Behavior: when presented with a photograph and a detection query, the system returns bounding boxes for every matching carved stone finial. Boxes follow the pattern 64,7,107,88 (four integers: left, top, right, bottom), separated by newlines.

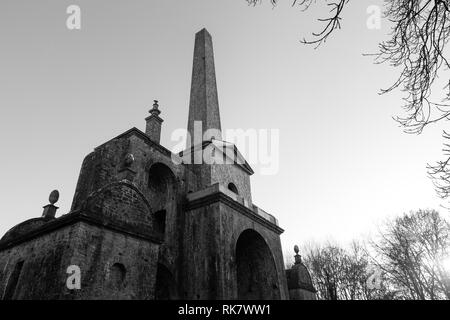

43,190,59,219
294,245,302,265
49,190,59,205
149,100,161,116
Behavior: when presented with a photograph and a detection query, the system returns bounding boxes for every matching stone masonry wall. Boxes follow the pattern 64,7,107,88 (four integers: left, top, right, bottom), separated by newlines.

182,199,288,300
0,221,160,300
70,130,187,297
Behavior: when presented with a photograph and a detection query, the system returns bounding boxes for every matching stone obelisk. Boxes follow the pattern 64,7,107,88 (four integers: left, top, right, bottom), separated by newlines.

186,28,222,147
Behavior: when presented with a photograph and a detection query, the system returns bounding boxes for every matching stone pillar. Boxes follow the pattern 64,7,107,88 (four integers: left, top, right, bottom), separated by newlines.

145,100,163,144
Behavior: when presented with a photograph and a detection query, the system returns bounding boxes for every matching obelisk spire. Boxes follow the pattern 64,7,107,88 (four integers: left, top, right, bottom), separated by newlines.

187,28,222,147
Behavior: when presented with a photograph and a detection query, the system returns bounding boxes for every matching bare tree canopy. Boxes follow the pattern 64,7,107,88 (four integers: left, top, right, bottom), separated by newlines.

302,241,387,300
371,209,450,299
300,210,450,300
247,0,450,133
247,0,349,46
377,0,450,135
428,131,450,205
247,0,450,206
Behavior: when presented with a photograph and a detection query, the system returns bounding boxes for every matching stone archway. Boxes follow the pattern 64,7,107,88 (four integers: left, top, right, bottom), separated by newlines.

235,229,281,300
148,163,177,211
147,163,177,237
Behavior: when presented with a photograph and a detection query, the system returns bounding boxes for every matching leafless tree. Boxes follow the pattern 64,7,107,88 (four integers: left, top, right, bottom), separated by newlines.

370,209,450,299
428,132,450,204
374,1,450,136
247,1,450,206
296,210,450,300
247,0,450,132
246,1,349,46
302,241,383,300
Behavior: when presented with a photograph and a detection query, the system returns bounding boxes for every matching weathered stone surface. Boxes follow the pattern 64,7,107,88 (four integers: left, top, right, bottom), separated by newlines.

145,100,164,144
187,28,222,145
285,250,317,300
145,115,163,144
0,224,77,300
182,192,288,299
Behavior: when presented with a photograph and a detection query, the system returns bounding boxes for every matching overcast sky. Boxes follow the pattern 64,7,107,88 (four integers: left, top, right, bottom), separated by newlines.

0,0,446,259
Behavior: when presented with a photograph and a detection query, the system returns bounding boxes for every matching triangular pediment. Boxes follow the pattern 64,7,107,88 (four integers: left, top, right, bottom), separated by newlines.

179,139,254,175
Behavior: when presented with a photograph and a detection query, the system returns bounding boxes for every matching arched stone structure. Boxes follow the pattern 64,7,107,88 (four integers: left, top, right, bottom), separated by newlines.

235,229,281,300
148,163,177,214
147,163,180,296
0,29,288,301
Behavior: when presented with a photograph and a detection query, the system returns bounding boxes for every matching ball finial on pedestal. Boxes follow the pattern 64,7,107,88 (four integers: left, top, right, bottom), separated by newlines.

294,245,302,265
43,190,60,219
49,190,60,205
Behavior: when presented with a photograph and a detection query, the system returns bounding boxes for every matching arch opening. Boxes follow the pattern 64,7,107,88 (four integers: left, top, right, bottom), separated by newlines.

148,163,177,236
228,183,238,195
148,163,176,206
3,260,24,300
235,229,280,300
110,263,126,289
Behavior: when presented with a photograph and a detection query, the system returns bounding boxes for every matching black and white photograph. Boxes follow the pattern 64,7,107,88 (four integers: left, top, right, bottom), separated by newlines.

1,0,450,314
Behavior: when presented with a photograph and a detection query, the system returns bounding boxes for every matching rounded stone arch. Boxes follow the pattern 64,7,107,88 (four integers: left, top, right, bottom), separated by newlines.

228,182,239,195
146,162,180,240
83,181,153,224
234,229,281,300
147,162,178,212
144,159,182,184
85,181,153,210
109,262,127,290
